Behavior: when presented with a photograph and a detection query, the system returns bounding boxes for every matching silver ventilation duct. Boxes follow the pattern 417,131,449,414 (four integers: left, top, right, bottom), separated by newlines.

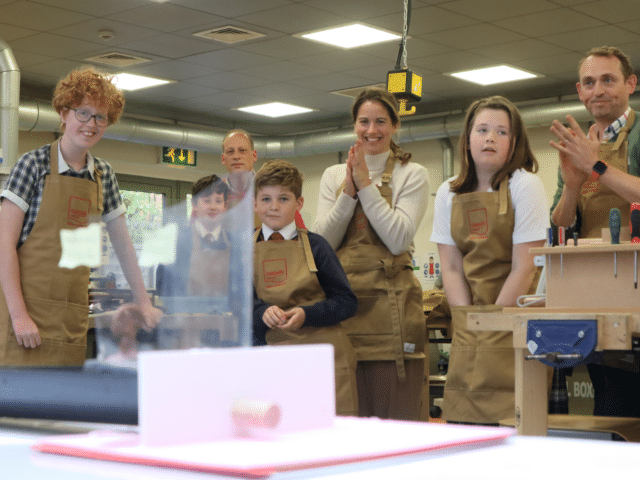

19,96,636,161
0,38,20,173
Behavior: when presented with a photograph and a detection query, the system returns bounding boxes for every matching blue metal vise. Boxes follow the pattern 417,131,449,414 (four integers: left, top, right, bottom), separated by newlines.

526,320,598,368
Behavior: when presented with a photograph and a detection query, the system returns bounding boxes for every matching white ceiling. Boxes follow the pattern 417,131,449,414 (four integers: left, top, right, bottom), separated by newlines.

2,0,640,136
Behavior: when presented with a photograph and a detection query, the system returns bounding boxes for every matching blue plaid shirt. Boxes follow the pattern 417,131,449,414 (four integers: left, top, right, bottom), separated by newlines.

1,144,125,247
603,107,631,142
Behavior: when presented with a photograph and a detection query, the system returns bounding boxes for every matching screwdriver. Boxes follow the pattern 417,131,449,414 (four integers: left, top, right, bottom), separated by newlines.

631,204,640,289
610,208,621,278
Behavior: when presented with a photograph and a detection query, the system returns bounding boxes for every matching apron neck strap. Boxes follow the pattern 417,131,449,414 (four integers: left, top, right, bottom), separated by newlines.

49,140,60,177
381,153,395,187
498,177,509,215
612,109,635,151
298,228,318,273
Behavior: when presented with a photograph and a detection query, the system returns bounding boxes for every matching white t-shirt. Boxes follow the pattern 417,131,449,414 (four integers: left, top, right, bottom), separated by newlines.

430,169,549,246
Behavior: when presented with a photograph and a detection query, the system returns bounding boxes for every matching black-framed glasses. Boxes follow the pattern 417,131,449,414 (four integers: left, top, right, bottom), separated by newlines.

69,108,109,127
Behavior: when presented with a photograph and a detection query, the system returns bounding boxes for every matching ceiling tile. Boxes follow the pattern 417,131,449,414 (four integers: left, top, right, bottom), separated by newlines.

66,46,165,68
128,82,223,101
171,19,285,43
342,64,427,83
512,52,585,77
300,0,404,21
235,4,349,35
571,0,640,24
288,72,374,91
548,0,598,5
619,18,640,35
418,73,487,96
493,8,605,37
124,95,182,109
0,23,38,41
301,93,353,111
121,34,217,60
185,71,271,91
358,37,454,61
439,0,559,22
235,61,329,82
182,48,278,70
12,49,57,69
196,91,263,109
33,0,148,16
421,23,526,50
50,18,160,46
236,36,334,60
128,60,222,82
25,58,92,80
368,6,479,35
0,0,92,31
540,25,640,53
470,39,571,63
411,50,495,74
105,3,226,34
169,0,292,18
614,39,640,66
293,50,389,72
236,82,320,101
9,33,104,58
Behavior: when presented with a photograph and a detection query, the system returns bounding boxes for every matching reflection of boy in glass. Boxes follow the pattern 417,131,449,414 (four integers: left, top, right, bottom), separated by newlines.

157,175,229,298
187,175,230,296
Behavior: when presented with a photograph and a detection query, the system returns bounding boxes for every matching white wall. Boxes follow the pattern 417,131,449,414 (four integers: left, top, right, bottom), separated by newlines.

17,124,564,290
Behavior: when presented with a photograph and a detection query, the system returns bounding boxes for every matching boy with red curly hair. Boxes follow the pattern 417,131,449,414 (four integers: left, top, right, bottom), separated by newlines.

0,67,160,365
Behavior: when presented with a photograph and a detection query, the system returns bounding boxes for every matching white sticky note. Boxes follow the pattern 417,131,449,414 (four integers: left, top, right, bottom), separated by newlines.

139,223,177,267
59,223,102,269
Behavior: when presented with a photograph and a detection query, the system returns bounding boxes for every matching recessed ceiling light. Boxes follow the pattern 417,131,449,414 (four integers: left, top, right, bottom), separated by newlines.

296,23,401,49
448,65,539,86
112,73,171,91
237,102,313,118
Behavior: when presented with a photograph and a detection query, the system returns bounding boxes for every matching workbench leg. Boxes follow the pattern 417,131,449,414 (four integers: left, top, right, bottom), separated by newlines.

514,347,548,436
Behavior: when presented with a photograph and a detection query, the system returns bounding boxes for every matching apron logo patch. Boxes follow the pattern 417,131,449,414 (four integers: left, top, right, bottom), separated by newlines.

581,180,600,195
355,212,368,231
263,258,287,287
67,196,91,227
467,208,488,236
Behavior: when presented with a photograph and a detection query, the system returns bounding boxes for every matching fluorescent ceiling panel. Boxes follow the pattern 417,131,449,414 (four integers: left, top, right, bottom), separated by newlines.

112,73,171,91
448,65,538,86
298,24,400,49
237,102,313,118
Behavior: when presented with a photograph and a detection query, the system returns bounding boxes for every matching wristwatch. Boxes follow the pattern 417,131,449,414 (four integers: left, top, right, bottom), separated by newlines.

591,160,608,181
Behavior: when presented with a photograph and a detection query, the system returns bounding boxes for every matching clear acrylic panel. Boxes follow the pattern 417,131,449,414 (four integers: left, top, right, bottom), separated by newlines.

90,173,253,367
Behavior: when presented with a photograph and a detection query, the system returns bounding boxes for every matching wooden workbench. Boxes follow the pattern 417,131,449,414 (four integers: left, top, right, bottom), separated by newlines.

468,241,640,436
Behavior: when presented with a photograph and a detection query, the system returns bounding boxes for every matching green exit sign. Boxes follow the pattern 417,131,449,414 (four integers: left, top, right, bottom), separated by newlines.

162,147,197,167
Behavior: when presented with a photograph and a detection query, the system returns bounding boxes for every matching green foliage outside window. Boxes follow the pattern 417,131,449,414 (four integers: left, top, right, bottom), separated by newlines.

120,190,164,245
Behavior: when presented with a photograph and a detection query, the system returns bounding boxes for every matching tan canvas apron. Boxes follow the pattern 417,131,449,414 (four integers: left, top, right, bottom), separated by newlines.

336,155,425,382
254,228,358,416
579,110,635,238
579,111,637,369
187,226,230,297
0,141,102,366
443,179,516,424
